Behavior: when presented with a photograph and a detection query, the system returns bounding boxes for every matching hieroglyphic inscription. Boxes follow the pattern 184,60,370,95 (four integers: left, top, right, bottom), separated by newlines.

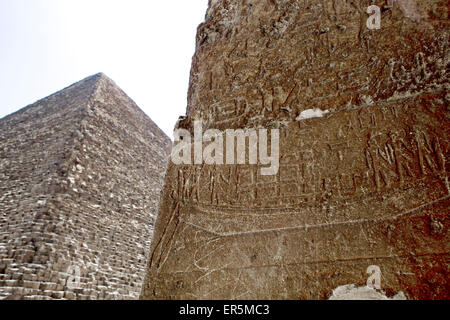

174,95,448,212
142,0,449,300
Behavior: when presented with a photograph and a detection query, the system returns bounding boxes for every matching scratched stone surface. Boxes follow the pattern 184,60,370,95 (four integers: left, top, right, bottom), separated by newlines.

0,73,171,300
141,0,449,300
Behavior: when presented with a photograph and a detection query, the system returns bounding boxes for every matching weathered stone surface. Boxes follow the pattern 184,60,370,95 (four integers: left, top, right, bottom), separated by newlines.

141,0,449,300
329,284,407,300
0,73,171,300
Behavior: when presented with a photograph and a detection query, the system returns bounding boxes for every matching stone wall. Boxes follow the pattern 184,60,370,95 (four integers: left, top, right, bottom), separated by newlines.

0,73,171,300
141,0,449,300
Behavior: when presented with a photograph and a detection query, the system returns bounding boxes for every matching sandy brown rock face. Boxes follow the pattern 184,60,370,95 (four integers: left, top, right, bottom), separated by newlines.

141,0,449,300
0,74,171,300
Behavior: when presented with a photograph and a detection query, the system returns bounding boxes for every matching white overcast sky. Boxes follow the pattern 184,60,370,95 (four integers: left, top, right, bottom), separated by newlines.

0,0,209,138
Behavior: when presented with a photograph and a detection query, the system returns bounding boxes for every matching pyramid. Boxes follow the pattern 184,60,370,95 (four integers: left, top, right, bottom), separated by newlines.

141,0,449,299
0,73,171,300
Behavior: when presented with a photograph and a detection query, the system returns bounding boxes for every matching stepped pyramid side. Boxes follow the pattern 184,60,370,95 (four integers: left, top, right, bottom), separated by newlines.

141,0,449,300
0,73,172,300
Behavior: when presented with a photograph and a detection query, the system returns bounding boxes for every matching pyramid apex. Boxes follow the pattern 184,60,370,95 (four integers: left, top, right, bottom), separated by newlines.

90,72,119,89
88,72,108,83
94,72,108,79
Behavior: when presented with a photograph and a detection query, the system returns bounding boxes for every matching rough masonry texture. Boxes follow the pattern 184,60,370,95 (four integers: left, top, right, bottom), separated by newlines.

142,0,449,299
0,73,171,300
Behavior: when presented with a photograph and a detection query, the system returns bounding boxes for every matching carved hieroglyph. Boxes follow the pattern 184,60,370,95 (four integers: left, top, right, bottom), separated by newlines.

141,0,449,300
